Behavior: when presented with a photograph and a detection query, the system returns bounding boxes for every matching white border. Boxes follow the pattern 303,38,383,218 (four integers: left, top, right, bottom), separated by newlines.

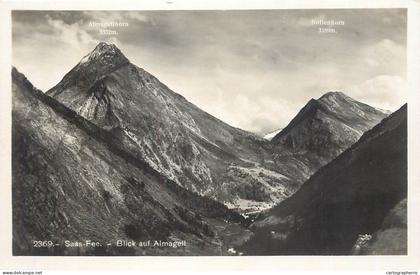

0,0,419,271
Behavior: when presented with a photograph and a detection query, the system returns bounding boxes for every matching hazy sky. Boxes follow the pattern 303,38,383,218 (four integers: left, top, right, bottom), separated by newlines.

12,10,407,135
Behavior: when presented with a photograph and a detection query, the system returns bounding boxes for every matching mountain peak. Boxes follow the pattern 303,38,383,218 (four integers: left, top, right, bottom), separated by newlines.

47,42,130,96
319,91,349,101
78,42,128,66
94,42,120,53
271,90,389,165
317,91,371,112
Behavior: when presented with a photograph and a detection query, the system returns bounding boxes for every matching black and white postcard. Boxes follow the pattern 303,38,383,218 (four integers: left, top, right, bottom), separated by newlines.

1,0,419,273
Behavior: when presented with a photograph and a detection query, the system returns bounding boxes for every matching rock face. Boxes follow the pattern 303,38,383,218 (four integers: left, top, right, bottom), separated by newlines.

243,105,407,255
12,67,252,256
44,42,388,213
271,92,389,169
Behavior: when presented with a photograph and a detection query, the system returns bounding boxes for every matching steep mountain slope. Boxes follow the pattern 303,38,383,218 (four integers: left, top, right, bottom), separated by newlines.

242,105,407,255
45,42,388,213
12,67,252,256
271,92,389,169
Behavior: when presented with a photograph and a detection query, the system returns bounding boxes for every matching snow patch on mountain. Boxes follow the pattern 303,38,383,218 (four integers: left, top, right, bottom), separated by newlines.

264,129,282,140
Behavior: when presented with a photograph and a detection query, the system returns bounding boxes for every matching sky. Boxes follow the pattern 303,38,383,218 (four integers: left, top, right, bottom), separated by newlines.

12,9,407,135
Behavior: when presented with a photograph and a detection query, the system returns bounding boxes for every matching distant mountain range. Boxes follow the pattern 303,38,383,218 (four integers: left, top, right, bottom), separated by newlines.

11,42,406,255
43,42,388,212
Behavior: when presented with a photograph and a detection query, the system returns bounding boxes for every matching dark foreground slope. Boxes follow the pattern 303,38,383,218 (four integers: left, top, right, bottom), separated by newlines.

243,105,407,255
361,198,407,254
12,67,251,256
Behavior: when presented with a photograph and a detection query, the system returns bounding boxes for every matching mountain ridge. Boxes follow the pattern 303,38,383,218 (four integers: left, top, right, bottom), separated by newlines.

271,90,389,169
42,42,388,213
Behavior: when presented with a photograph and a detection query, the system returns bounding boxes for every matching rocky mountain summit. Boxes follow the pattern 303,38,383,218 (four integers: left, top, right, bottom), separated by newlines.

271,91,389,169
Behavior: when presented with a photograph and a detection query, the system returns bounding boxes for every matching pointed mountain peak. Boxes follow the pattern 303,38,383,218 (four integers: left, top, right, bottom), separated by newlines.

317,91,375,112
318,91,351,101
317,91,389,116
47,42,130,96
78,42,129,67
320,91,346,97
271,90,389,147
93,42,121,55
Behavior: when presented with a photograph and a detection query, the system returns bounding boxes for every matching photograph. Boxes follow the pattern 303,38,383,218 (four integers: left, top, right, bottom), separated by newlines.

9,8,409,257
